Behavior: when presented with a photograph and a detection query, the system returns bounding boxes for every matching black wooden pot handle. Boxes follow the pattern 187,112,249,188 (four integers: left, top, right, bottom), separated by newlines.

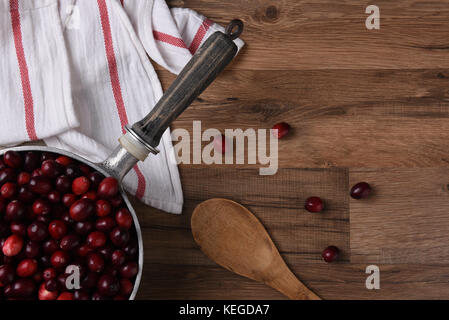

130,20,243,149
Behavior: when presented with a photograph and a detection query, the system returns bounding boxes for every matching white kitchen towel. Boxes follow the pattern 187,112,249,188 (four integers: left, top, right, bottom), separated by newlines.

0,0,243,214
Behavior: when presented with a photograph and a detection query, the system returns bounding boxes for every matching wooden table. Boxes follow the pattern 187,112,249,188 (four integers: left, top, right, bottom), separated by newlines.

132,0,449,299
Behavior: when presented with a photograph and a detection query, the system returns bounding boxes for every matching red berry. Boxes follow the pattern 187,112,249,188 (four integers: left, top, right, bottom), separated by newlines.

42,268,57,281
17,172,31,185
48,220,67,239
87,231,107,248
111,250,126,267
97,275,120,297
16,259,38,277
110,227,130,247
271,122,290,139
322,246,339,263
79,164,91,176
0,264,15,285
350,182,372,199
38,282,58,300
27,221,48,242
10,222,26,237
95,217,116,232
82,191,97,200
2,234,24,256
120,261,138,279
1,182,17,198
98,177,119,198
4,151,23,169
305,196,324,213
55,156,72,167
72,176,90,195
0,167,17,185
87,252,104,273
47,191,61,203
24,241,40,258
69,198,95,222
51,250,70,269
60,234,80,251
95,199,111,217
62,193,77,207
77,244,94,257
5,200,26,221
57,292,74,300
41,160,63,179
74,221,95,235
119,278,133,296
11,278,35,298
29,176,52,195
115,208,133,229
32,199,51,215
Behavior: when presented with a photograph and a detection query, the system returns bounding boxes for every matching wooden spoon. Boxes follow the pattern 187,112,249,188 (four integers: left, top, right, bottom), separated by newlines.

191,198,320,300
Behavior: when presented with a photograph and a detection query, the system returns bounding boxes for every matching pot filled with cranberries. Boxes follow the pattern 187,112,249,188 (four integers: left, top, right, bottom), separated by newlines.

0,20,243,300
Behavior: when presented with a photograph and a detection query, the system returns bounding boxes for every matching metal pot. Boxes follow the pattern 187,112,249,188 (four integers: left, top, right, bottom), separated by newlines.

0,20,243,299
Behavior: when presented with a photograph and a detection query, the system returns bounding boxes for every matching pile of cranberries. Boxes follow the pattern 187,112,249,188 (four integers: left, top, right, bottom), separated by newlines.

0,151,139,300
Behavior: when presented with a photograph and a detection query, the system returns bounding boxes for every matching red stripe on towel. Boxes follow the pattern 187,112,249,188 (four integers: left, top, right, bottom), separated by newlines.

10,0,38,141
188,18,212,54
97,0,146,199
153,30,188,49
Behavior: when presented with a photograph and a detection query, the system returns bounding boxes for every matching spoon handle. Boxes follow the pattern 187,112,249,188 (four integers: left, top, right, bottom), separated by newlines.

267,268,321,300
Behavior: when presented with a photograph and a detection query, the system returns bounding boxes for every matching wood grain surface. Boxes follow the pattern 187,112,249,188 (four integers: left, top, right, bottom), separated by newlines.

130,0,449,300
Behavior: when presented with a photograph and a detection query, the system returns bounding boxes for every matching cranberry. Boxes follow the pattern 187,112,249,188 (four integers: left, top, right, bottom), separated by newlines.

0,264,15,285
32,199,51,215
322,246,339,263
77,244,94,257
74,221,94,235
124,241,138,258
16,259,38,277
1,182,17,199
120,261,138,279
31,168,43,177
111,250,126,266
36,214,51,225
81,272,99,289
97,275,120,297
69,198,95,222
42,268,56,281
95,199,111,217
120,278,133,296
87,252,105,273
11,278,35,297
60,234,80,251
5,200,26,221
10,222,27,237
42,239,59,255
45,279,59,292
89,172,104,189
98,177,119,198
38,282,58,300
55,156,72,167
72,176,90,195
27,221,48,242
24,152,40,172
272,122,290,139
2,234,24,256
47,191,60,203
350,182,372,199
87,231,107,248
0,168,16,185
17,186,35,203
305,196,324,213
41,160,63,179
61,211,74,226
4,151,23,169
56,273,68,290
24,241,40,258
73,290,90,300
98,245,114,260
96,217,116,232
29,176,52,195
62,193,76,207
115,208,133,229
55,175,71,194
17,172,31,185
48,220,67,240
79,164,91,176
110,195,123,208
51,250,70,269
57,292,74,300
39,255,52,268
110,227,130,247
65,164,82,179
40,152,56,162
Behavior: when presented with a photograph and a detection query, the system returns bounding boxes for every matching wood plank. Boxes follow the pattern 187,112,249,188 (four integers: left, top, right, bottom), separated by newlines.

132,167,350,266
136,263,449,299
350,168,449,264
157,69,449,168
165,0,449,70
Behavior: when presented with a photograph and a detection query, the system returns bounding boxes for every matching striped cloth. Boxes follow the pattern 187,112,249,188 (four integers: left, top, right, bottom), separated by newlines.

0,0,244,214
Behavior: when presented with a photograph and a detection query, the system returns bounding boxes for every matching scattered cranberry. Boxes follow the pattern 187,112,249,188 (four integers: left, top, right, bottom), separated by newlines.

2,234,24,256
96,199,111,217
98,177,119,198
115,208,133,230
16,259,38,277
73,290,90,300
17,186,34,203
45,279,59,292
271,122,290,139
1,182,17,199
305,196,324,213
4,151,23,169
55,175,71,194
322,246,339,263
72,176,90,195
350,182,372,199
65,164,82,179
17,172,30,185
86,231,107,249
